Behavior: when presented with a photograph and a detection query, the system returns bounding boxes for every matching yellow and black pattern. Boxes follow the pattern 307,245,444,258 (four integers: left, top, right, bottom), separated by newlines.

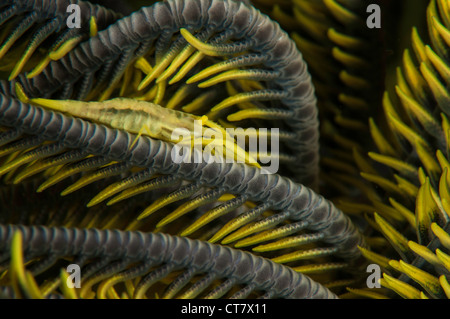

352,0,450,299
0,0,449,300
0,0,363,299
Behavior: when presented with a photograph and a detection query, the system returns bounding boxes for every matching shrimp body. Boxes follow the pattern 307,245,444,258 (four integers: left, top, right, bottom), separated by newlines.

15,83,258,166
16,83,199,140
35,97,201,142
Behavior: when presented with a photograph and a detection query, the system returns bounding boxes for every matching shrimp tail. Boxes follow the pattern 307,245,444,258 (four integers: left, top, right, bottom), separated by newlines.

201,115,261,168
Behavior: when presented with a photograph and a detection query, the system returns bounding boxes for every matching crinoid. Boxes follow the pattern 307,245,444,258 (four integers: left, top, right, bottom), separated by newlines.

0,0,365,299
351,0,450,299
0,0,449,300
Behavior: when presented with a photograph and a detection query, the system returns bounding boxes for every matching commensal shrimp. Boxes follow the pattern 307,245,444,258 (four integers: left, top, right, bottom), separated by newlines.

14,83,259,167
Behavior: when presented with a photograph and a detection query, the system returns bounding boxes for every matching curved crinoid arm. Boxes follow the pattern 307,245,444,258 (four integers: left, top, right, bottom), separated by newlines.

0,0,122,83
6,0,319,188
0,92,364,277
250,0,386,199
350,0,450,299
0,225,338,299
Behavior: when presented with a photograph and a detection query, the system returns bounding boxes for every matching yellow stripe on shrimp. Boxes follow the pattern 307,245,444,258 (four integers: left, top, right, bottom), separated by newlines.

15,83,259,168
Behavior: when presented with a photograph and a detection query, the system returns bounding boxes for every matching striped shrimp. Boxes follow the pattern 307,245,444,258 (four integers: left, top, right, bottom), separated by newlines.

15,83,260,167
